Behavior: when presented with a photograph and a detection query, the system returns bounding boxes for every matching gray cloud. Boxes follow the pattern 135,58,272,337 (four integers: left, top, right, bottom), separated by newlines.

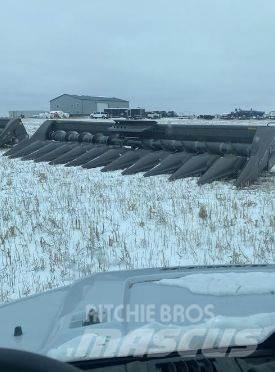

1,0,275,115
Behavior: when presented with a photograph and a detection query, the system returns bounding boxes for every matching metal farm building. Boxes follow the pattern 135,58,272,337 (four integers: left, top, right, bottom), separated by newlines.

50,94,129,116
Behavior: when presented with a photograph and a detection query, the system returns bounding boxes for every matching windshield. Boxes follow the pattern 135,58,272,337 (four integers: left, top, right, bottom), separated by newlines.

0,0,274,365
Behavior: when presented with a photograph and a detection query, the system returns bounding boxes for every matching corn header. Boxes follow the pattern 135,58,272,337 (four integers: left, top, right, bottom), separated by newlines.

4,119,275,187
0,118,28,147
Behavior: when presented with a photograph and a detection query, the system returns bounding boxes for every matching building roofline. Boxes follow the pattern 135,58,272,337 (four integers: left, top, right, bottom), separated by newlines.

50,94,129,103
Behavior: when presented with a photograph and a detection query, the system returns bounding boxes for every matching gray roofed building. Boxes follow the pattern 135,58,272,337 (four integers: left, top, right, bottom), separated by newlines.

50,94,129,116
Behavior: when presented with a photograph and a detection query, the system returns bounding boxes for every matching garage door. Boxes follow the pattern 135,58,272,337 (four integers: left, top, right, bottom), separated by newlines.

96,103,108,112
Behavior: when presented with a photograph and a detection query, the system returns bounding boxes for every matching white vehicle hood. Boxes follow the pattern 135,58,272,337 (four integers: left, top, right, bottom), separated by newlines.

0,265,275,362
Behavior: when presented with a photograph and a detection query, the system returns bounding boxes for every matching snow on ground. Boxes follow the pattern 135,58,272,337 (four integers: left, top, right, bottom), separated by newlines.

157,271,275,296
0,119,274,303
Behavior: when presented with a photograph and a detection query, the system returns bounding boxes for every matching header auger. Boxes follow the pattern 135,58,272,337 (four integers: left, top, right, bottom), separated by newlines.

4,119,275,187
0,118,28,148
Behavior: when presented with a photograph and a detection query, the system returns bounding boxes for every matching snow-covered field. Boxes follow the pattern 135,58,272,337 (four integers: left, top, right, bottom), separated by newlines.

0,119,274,303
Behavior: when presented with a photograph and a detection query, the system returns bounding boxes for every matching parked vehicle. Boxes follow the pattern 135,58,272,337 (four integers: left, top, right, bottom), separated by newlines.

220,113,234,120
197,114,216,120
266,111,275,120
147,112,161,119
104,108,129,118
50,111,70,119
90,112,108,119
0,265,275,371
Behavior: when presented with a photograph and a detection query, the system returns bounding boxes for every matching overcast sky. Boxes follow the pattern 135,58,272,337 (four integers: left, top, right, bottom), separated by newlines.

1,0,275,114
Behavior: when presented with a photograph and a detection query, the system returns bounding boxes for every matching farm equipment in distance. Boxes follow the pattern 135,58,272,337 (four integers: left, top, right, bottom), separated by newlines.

4,119,275,187
0,118,28,148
